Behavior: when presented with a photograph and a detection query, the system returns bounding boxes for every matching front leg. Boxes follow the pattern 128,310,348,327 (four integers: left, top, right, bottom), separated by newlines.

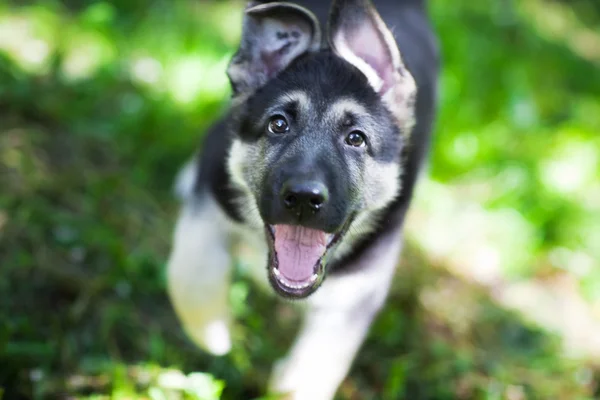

270,229,404,400
167,194,233,355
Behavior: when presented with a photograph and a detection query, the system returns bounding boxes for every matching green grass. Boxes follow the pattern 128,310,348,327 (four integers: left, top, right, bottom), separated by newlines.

1,0,599,399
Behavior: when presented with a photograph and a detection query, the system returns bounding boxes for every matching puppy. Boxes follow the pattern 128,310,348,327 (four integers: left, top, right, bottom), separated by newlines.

167,0,439,398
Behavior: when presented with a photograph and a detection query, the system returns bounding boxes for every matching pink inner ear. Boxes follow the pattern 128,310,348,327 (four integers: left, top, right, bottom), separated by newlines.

346,21,396,93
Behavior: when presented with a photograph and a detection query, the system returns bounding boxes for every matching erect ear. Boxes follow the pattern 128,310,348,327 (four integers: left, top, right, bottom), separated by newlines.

227,1,321,95
328,0,416,130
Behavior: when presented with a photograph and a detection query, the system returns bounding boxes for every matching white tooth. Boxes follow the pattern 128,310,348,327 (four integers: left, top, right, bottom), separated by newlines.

273,267,318,290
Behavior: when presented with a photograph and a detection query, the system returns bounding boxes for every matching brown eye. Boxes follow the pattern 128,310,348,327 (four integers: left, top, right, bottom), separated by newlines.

268,115,289,134
345,131,366,147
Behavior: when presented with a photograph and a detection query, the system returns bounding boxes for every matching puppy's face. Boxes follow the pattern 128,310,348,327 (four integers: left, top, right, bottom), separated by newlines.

227,0,416,298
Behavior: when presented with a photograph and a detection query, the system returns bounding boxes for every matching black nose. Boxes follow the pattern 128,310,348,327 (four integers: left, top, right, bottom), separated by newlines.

280,180,329,213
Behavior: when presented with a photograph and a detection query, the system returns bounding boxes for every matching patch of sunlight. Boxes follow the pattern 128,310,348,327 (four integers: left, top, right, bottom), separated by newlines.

165,55,230,104
407,178,536,284
409,178,600,360
498,276,600,359
157,370,224,400
549,247,595,278
496,164,529,191
130,56,164,86
166,56,204,103
0,12,55,73
525,0,571,38
570,30,600,63
420,277,480,337
441,164,529,205
210,1,244,46
450,132,479,162
520,0,600,65
581,182,600,215
509,96,539,129
68,364,224,400
205,56,232,96
62,30,116,81
580,219,600,261
539,139,598,195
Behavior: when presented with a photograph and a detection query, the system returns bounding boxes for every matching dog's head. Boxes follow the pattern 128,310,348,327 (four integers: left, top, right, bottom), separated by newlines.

227,0,417,298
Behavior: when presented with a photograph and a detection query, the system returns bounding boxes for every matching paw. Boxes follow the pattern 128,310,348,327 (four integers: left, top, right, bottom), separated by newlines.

268,357,335,400
167,273,233,356
184,317,232,356
268,357,296,399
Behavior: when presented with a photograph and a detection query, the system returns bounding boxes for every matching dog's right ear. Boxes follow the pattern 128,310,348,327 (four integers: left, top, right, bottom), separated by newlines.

227,2,321,95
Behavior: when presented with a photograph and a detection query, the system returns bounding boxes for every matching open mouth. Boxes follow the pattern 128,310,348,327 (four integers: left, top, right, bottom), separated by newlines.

266,223,349,299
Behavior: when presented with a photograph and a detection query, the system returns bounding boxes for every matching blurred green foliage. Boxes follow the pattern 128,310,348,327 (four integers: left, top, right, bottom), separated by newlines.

0,0,599,399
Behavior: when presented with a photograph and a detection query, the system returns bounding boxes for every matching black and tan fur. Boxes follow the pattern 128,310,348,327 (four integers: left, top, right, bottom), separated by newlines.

167,0,439,398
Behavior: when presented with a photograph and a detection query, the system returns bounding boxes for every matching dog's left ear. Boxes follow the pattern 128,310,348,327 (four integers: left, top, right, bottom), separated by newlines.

227,2,321,96
328,0,416,126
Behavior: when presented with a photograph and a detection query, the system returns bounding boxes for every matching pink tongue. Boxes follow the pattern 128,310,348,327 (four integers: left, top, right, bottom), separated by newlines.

273,225,329,282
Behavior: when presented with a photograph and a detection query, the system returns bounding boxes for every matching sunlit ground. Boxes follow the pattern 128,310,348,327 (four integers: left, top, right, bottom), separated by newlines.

1,0,599,399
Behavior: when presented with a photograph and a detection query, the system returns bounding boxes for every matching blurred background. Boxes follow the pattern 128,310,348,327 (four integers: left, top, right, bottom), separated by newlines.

1,0,599,399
